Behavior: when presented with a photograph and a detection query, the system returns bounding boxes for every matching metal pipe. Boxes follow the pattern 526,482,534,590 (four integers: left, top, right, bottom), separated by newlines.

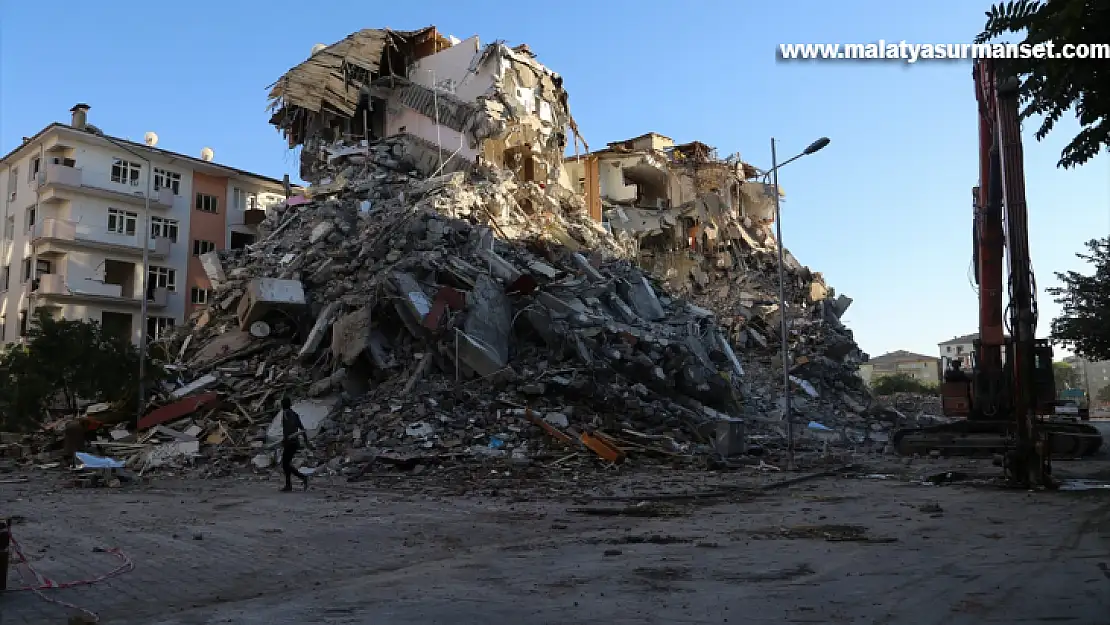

771,137,794,469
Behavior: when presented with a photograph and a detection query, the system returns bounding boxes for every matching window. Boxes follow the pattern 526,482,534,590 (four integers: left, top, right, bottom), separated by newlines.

111,158,142,186
147,316,175,341
18,311,26,337
153,168,181,195
29,157,40,183
24,206,35,232
195,193,218,213
23,258,51,281
107,208,138,236
4,216,13,240
150,216,179,242
192,239,216,256
233,188,258,211
945,346,952,353
0,315,5,341
8,166,17,199
0,265,8,291
148,266,176,292
191,287,212,305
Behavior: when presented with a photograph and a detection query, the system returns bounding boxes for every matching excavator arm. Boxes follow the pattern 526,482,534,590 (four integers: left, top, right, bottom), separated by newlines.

893,60,1102,482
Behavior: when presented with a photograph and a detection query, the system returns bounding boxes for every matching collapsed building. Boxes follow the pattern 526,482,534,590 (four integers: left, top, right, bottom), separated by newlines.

13,27,930,480
268,26,584,194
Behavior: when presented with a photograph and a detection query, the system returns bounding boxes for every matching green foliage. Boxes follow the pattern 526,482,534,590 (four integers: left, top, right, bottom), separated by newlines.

1048,238,1110,360
0,312,167,431
1053,361,1081,393
871,373,939,397
1097,385,1110,402
978,0,1110,168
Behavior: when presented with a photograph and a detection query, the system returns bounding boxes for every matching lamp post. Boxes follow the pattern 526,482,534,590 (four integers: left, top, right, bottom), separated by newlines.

766,136,830,469
93,131,152,426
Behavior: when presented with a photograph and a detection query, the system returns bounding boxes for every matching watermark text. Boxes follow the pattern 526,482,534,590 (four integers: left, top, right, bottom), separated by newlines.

779,41,1110,63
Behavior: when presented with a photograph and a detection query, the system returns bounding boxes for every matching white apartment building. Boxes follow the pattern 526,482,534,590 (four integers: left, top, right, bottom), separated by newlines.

0,105,292,346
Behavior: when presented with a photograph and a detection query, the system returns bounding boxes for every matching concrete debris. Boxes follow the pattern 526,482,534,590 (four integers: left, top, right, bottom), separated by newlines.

9,28,904,482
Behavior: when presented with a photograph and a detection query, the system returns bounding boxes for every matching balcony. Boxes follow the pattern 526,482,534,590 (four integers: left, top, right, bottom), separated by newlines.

36,163,175,210
33,218,171,260
29,273,168,309
243,208,267,226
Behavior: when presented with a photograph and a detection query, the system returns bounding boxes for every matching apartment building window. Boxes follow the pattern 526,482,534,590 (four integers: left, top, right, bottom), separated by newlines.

148,266,177,292
29,157,41,183
18,311,26,337
195,193,219,213
22,258,51,282
0,264,8,291
4,216,13,240
232,188,257,211
107,208,138,236
24,206,35,232
0,315,5,341
8,166,17,200
191,287,212,305
945,346,952,353
111,158,142,186
192,239,216,256
153,168,181,195
147,316,175,341
150,216,179,242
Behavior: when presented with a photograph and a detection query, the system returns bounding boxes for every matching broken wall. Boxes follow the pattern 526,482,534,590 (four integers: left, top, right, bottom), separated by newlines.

384,96,480,161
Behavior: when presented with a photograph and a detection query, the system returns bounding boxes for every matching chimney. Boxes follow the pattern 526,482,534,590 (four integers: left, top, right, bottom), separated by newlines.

70,103,90,130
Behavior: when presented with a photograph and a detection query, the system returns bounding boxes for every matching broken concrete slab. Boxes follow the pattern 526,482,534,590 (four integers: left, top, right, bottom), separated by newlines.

236,278,307,331
457,275,511,377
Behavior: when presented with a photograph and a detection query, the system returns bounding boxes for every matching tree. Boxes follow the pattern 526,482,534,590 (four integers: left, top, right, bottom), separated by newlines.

1053,361,1081,392
872,373,939,397
0,312,166,431
977,0,1110,168
1047,238,1110,360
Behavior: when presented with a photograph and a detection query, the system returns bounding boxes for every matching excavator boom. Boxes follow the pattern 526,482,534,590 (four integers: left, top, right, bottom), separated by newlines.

892,60,1103,482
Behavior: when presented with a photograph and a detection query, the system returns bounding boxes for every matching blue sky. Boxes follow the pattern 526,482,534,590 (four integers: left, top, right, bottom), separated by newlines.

1,0,1107,359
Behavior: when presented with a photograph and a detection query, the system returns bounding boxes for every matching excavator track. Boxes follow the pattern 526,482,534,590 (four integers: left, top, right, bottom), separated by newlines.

893,420,1103,458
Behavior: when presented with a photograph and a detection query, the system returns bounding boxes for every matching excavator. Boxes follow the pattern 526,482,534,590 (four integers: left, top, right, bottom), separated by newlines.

891,59,1103,487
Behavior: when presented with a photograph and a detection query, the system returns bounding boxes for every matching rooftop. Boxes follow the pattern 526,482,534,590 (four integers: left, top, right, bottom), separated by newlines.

0,122,292,189
937,332,1012,346
868,350,938,364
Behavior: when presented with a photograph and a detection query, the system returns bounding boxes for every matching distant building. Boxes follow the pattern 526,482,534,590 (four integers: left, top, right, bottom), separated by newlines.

1063,356,1110,404
859,350,941,387
937,332,1012,369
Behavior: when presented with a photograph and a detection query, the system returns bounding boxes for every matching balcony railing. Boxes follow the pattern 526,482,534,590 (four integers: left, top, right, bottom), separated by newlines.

36,163,175,209
29,273,168,308
33,217,171,259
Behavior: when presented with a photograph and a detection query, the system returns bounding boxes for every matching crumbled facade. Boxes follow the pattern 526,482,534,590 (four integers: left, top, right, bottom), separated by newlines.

267,26,584,192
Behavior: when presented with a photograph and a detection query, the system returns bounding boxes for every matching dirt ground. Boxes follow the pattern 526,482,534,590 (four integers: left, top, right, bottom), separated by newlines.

3,445,1110,624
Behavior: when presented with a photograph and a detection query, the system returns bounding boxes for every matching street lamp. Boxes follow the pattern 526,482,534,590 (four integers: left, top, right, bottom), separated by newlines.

93,130,152,427
766,136,830,470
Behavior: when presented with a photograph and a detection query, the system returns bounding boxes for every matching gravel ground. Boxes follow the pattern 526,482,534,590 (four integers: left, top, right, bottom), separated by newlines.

3,448,1110,625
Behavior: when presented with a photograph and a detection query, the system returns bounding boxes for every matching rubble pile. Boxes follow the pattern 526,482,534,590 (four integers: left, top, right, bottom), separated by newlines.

147,138,770,478
879,392,946,421
32,26,901,481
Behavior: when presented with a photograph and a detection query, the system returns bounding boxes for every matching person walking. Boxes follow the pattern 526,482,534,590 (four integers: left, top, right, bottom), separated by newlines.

279,397,312,492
